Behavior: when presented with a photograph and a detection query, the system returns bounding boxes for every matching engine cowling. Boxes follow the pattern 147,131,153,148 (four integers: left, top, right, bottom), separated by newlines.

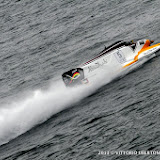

62,68,84,87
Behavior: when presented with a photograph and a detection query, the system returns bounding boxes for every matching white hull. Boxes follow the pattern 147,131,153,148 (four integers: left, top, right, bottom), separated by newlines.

62,39,160,87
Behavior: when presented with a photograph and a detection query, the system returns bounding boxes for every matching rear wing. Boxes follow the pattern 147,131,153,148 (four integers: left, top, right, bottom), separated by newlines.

62,68,84,87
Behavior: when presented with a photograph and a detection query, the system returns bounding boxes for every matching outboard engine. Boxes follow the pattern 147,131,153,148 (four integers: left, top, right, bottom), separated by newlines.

62,68,84,87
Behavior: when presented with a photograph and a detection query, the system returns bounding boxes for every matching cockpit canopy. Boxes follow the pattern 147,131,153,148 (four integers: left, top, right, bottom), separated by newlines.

102,40,135,53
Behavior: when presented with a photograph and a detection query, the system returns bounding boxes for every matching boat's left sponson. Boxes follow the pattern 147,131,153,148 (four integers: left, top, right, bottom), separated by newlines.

62,68,84,86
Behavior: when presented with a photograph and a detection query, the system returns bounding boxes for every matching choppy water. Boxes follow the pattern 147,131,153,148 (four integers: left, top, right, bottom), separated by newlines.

1,0,160,159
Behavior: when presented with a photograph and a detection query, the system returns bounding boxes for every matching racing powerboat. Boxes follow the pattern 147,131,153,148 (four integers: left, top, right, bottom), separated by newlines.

62,39,160,87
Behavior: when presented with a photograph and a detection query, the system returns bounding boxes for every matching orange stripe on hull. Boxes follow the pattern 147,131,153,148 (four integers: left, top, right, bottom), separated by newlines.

123,41,160,68
134,39,151,61
137,43,160,54
123,60,137,68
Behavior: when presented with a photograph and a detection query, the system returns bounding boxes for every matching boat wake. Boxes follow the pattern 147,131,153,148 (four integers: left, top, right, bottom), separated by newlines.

0,58,150,146
0,70,113,146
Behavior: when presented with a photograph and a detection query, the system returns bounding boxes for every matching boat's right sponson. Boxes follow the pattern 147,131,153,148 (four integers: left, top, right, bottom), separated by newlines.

62,68,84,87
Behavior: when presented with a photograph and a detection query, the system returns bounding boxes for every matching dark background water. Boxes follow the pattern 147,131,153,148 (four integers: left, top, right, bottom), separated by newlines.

1,0,160,159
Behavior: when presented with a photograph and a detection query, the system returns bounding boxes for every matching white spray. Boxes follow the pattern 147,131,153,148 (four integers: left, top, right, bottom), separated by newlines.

0,58,149,146
0,71,112,146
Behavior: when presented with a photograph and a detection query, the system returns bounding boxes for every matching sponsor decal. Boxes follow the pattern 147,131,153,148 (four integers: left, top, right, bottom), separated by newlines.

68,72,80,84
88,58,108,72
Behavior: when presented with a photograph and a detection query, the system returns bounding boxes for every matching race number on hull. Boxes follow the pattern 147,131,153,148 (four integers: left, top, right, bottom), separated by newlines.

114,50,126,63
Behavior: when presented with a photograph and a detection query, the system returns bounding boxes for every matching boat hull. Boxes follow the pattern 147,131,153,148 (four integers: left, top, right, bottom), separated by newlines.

62,39,160,87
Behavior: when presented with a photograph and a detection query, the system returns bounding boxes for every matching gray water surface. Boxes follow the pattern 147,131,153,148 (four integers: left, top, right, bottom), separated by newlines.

1,0,160,159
